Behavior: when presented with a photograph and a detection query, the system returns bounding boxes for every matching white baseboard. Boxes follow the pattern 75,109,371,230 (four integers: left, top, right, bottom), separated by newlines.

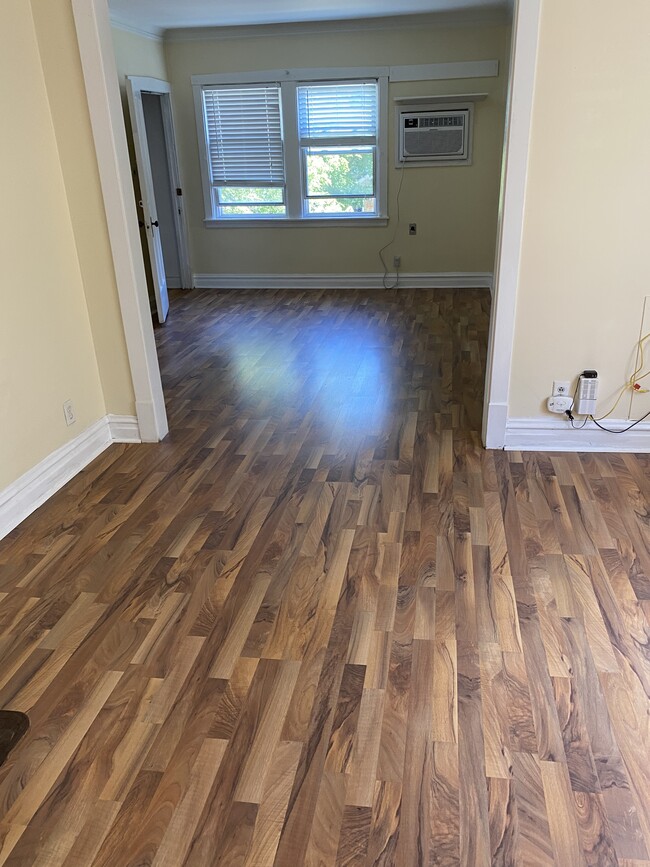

135,400,166,443
192,272,494,291
108,414,142,443
0,414,140,540
483,401,508,449
504,417,650,453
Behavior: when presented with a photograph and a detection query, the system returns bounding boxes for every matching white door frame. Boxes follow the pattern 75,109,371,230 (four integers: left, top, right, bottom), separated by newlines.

71,0,541,451
127,76,170,324
127,76,193,291
482,0,542,448
71,0,168,442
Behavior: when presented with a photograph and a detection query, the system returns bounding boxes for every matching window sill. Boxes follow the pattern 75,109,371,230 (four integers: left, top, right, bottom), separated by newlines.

203,216,388,228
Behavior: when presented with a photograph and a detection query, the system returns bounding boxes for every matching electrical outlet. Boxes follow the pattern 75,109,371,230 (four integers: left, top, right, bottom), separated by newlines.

408,223,417,235
393,255,401,269
553,380,571,396
63,400,76,426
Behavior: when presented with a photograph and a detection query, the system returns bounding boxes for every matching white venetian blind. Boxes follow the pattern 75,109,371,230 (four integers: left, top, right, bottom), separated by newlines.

202,85,285,186
297,82,378,141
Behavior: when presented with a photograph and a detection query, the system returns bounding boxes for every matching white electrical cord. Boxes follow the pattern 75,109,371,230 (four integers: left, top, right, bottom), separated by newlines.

378,162,406,290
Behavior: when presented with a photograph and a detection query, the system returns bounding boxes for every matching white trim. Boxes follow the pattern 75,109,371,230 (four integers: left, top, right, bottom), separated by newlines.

108,414,142,443
377,76,389,220
126,75,171,95
283,80,302,219
482,0,542,449
394,93,488,104
504,418,650,453
109,16,164,41
389,60,499,83
191,67,390,86
192,272,493,290
203,217,388,228
0,415,139,541
190,62,498,88
72,0,168,442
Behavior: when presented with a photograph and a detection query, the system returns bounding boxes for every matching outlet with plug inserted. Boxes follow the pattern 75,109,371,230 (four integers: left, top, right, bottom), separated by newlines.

547,395,573,413
576,370,598,414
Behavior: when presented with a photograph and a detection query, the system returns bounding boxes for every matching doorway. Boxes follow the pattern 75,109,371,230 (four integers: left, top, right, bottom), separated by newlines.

71,0,540,449
126,76,192,324
142,93,182,289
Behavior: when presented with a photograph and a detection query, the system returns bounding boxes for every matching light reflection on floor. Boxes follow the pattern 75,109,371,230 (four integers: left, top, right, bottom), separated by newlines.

208,307,391,441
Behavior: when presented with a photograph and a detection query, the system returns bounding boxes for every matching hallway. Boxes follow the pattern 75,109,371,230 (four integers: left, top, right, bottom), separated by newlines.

0,288,648,865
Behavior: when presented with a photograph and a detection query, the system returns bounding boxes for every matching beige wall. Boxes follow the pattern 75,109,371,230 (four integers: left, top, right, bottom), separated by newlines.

112,26,169,97
111,24,169,171
29,0,135,419
164,18,510,276
0,0,106,488
509,0,650,421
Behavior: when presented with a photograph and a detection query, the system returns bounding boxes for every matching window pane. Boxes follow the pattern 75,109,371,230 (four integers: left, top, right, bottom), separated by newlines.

306,197,376,215
219,204,286,216
218,186,284,205
202,86,285,186
304,148,375,198
298,83,378,139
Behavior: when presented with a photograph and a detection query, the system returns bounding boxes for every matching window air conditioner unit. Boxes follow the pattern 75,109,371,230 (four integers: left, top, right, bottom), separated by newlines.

398,108,471,165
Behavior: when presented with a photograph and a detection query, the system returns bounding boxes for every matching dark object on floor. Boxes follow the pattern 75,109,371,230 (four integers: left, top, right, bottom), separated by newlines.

0,711,29,766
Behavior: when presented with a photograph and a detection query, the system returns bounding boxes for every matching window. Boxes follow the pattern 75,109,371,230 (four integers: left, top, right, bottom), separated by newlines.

202,85,286,218
194,70,387,224
298,83,378,216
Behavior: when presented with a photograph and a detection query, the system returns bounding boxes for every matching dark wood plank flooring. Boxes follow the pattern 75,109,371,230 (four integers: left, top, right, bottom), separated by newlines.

0,287,649,866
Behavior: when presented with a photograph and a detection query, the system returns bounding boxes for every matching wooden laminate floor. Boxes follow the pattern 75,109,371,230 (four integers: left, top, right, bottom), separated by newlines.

0,288,649,866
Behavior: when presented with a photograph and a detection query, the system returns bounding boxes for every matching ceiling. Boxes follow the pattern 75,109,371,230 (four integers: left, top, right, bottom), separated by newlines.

109,0,510,37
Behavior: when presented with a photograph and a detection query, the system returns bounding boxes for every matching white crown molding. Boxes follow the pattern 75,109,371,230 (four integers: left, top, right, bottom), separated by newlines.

109,16,164,42
504,417,650,453
0,415,141,541
192,272,493,291
164,9,511,43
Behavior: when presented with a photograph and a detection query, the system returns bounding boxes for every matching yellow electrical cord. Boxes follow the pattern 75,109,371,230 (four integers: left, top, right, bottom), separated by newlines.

593,331,650,420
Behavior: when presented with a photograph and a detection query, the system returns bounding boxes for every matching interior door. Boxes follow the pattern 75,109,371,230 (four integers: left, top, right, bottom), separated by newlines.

126,79,169,324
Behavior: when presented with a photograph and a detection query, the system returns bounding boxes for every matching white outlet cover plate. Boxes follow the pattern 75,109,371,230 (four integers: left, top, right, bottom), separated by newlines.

63,400,76,426
552,380,571,396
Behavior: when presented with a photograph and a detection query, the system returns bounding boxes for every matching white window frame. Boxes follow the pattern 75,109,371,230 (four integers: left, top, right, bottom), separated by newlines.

200,83,287,220
298,80,379,217
192,67,389,227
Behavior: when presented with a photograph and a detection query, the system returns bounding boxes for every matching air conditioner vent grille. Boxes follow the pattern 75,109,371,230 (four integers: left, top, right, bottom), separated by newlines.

398,106,472,164
403,129,465,157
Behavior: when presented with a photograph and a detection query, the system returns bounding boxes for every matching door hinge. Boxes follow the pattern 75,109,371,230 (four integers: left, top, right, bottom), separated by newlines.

176,188,183,196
